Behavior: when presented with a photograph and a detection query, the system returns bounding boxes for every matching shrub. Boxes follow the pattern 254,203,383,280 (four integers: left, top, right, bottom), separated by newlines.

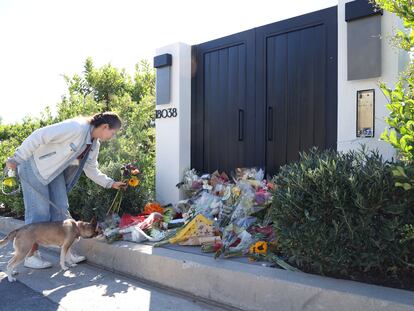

68,161,150,220
271,148,414,289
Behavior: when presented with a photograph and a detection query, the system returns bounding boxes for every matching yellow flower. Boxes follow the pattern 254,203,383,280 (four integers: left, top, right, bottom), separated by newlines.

128,177,140,187
249,241,268,254
2,177,16,188
231,186,241,197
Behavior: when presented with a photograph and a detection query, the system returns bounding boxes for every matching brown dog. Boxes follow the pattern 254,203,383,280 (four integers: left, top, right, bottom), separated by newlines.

0,218,98,282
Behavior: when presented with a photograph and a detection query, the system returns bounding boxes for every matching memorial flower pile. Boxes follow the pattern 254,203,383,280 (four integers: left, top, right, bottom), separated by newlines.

158,168,276,258
99,166,297,270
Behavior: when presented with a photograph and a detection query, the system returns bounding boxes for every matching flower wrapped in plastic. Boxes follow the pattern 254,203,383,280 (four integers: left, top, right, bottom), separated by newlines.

1,168,20,196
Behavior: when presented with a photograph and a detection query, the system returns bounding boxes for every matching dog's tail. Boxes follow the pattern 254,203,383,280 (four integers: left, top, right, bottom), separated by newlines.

0,229,18,249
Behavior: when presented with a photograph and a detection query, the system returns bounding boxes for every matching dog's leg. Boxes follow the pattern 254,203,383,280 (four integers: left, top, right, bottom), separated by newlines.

65,248,77,267
7,238,31,282
26,243,37,258
60,246,69,270
60,239,75,270
7,251,26,282
7,256,18,282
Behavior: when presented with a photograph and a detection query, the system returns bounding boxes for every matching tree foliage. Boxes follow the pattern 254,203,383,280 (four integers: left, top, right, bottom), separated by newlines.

371,1,414,190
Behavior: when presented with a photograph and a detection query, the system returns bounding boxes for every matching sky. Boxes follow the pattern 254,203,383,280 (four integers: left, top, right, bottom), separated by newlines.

0,0,338,124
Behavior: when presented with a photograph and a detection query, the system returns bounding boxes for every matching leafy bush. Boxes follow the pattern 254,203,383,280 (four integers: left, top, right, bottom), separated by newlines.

374,0,414,189
68,161,149,221
271,148,414,289
0,58,155,220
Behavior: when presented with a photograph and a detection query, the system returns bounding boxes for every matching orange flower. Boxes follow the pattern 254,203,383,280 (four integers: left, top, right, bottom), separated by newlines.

131,169,140,175
128,177,140,187
144,202,164,214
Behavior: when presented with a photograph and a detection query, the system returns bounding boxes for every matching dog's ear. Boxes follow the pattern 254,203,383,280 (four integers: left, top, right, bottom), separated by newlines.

90,216,97,226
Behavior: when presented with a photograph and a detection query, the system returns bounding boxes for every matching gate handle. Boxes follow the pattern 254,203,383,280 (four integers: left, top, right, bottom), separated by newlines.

267,107,273,141
238,109,244,141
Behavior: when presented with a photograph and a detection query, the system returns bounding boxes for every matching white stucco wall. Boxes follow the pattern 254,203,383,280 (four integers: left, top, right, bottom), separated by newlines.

155,43,191,205
337,0,408,160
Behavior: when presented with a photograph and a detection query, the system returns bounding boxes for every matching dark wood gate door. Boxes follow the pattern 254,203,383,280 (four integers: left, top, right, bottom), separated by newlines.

257,8,338,175
192,7,337,175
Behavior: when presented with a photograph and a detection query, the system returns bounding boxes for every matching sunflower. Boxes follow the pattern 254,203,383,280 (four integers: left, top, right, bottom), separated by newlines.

128,177,140,187
249,241,268,255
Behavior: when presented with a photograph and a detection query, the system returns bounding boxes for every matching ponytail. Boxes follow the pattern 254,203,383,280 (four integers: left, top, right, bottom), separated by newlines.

88,112,122,129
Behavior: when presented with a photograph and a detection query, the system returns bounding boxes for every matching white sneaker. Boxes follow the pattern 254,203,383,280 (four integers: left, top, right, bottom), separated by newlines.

24,251,52,269
69,251,86,264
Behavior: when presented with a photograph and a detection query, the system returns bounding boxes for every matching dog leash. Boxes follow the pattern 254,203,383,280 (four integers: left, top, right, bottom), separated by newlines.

20,174,73,220
2,167,72,220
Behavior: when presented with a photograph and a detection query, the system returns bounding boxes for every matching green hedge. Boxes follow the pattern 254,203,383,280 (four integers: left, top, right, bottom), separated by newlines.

271,148,414,289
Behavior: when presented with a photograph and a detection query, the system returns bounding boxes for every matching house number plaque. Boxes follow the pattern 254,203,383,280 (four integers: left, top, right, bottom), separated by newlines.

155,108,178,119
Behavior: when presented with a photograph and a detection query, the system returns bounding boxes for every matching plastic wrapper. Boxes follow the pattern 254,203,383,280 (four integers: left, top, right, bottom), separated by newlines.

201,239,223,253
233,167,264,182
234,216,257,230
192,192,219,219
228,230,255,253
99,214,121,242
119,213,145,229
120,225,165,243
177,169,203,197
218,204,234,227
229,186,255,223
179,236,220,246
159,214,215,246
175,200,191,215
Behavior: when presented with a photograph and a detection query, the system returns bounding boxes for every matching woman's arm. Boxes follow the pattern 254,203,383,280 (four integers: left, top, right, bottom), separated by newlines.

13,119,81,163
83,141,115,188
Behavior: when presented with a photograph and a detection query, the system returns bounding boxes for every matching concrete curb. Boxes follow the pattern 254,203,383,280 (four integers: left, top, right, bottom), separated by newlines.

1,216,413,311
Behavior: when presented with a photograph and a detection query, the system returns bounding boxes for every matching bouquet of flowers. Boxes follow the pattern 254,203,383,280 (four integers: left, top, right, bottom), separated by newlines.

1,168,20,196
107,163,140,215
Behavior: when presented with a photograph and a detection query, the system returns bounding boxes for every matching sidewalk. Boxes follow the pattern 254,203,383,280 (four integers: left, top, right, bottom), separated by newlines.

0,272,61,311
0,237,235,311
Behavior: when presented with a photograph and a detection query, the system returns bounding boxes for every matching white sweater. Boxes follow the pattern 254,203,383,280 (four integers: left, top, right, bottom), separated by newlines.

13,117,114,188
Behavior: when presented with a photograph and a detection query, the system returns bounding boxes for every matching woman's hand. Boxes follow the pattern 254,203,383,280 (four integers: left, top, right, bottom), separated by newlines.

112,181,127,190
6,158,17,170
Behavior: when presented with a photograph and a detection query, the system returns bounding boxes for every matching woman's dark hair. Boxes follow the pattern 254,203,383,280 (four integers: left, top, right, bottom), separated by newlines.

88,112,122,129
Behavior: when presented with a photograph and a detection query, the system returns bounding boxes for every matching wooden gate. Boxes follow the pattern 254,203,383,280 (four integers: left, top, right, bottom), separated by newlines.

191,7,337,175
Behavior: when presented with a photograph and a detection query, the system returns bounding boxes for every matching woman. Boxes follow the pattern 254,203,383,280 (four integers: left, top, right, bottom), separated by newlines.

5,112,126,269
